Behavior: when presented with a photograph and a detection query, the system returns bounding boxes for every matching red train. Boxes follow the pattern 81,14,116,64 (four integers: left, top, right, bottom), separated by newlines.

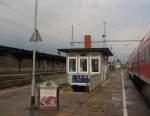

127,33,150,107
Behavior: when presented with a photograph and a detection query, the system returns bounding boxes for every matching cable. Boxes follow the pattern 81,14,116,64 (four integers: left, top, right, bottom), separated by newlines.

0,16,32,31
0,0,71,46
41,33,69,46
0,0,68,45
138,14,150,39
106,22,122,32
0,1,33,20
101,22,144,42
0,16,68,46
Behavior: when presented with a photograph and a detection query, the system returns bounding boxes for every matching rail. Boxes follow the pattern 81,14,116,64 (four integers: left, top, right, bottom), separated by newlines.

0,71,66,89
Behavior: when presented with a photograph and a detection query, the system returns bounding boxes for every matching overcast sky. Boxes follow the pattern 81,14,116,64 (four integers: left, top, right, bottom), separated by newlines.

0,0,150,62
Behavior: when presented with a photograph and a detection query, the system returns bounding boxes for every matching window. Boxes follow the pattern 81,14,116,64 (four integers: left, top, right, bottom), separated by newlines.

68,57,77,73
149,47,150,63
140,48,149,64
80,53,87,56
146,47,150,63
79,57,88,73
90,57,100,73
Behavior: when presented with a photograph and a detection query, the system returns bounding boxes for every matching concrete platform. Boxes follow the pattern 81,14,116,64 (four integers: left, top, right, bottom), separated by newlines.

0,70,149,116
124,72,150,116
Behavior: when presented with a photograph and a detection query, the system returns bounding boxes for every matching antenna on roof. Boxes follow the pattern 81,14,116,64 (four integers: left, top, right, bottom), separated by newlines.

70,25,74,48
102,21,106,47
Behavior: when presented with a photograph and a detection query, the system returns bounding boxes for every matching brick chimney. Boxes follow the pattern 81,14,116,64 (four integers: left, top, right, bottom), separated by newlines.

84,35,91,48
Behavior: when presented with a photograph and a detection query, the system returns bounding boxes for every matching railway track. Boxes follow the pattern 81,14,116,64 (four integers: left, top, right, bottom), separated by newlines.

0,71,66,89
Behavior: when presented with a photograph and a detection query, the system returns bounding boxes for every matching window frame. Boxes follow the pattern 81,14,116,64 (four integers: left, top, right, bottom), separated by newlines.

79,57,88,73
90,57,100,74
67,57,77,73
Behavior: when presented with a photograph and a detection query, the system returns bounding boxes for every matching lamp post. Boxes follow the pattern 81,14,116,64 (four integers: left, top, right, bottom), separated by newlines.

30,0,42,107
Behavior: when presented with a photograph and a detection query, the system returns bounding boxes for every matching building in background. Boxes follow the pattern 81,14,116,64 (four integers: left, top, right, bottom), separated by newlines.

0,45,66,73
58,35,113,92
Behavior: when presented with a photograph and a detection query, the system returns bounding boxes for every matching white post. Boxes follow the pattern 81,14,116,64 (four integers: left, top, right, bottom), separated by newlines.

31,0,38,107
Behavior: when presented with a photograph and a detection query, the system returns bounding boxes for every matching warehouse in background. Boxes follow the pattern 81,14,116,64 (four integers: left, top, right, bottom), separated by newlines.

58,35,113,92
0,45,66,73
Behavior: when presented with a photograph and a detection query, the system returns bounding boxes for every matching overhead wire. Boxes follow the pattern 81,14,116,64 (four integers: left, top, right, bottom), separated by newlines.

99,22,138,60
0,16,68,47
0,16,32,31
104,22,144,43
0,0,69,48
0,0,33,20
137,13,150,40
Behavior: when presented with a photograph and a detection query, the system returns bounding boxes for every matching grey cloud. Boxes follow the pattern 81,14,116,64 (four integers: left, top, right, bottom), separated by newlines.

0,0,150,61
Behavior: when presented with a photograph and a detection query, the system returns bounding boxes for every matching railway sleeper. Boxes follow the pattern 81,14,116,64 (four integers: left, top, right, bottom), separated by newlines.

0,77,41,89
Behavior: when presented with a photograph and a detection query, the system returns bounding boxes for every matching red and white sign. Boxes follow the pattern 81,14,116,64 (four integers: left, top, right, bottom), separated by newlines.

40,88,57,107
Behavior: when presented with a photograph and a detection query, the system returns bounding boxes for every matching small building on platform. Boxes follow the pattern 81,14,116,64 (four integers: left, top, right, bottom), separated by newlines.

58,35,113,92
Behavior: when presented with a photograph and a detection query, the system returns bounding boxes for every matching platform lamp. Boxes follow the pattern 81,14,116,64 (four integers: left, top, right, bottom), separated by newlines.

30,0,42,107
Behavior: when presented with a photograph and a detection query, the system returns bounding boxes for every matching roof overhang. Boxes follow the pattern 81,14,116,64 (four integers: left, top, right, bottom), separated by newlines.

0,45,65,61
58,48,113,56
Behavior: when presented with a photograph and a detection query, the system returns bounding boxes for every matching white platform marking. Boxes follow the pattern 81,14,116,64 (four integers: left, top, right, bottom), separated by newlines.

122,70,128,116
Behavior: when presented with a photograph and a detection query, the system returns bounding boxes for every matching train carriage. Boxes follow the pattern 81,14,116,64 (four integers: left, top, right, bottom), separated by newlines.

127,33,150,107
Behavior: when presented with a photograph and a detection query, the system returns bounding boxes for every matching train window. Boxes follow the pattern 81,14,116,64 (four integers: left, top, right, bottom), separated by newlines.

90,57,100,73
147,48,149,63
79,57,88,73
68,57,77,73
141,49,148,64
149,48,150,63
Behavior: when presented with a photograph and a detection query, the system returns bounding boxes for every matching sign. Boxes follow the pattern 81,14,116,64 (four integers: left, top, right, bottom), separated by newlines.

39,88,57,107
30,29,42,42
72,75,89,83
